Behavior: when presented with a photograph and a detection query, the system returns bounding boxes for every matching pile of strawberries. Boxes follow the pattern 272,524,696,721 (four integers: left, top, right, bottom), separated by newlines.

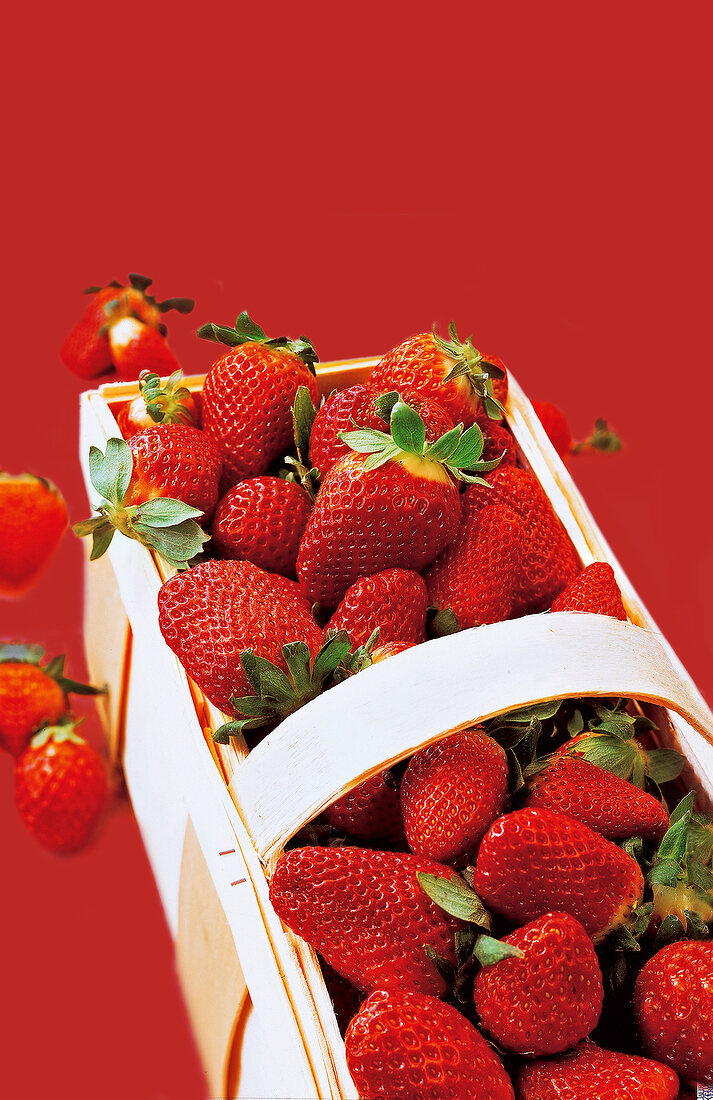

76,302,712,1097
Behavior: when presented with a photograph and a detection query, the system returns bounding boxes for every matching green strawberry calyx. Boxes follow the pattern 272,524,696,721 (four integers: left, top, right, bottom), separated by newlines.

73,438,209,570
84,272,195,318
137,370,198,427
29,717,88,751
572,417,623,455
331,627,382,682
339,395,503,486
196,310,318,372
0,644,105,697
213,630,353,743
433,322,505,421
279,386,322,501
646,791,713,944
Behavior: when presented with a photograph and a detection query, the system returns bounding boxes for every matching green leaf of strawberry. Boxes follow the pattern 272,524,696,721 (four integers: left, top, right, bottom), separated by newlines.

197,310,318,369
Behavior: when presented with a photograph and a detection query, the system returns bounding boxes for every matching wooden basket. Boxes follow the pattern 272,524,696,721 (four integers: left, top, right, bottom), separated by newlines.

79,359,713,1100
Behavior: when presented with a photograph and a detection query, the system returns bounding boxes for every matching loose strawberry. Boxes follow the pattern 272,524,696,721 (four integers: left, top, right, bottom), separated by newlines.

61,273,193,379
0,644,103,757
157,559,325,717
369,323,508,426
634,939,713,1084
74,437,214,569
0,473,68,598
210,476,312,578
401,729,509,864
345,989,515,1099
474,911,603,1055
473,807,645,943
108,317,181,381
116,370,201,437
531,399,621,460
464,465,581,613
309,384,454,476
551,561,627,619
297,397,499,607
324,770,407,847
198,311,320,489
327,568,428,648
524,753,669,840
269,846,465,996
517,1041,679,1099
424,502,526,628
15,720,107,853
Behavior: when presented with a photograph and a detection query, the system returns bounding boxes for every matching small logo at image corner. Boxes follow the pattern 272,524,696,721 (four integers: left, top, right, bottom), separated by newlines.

698,1087,713,1099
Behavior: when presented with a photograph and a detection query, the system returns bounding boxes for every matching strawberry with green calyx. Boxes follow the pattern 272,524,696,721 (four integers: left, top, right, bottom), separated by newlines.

73,437,210,569
551,561,628,619
212,630,353,743
297,398,501,607
15,718,107,853
531,399,622,460
517,1041,679,1100
0,644,104,757
199,311,320,488
117,370,201,437
61,273,194,379
0,472,69,598
645,791,713,944
369,323,508,427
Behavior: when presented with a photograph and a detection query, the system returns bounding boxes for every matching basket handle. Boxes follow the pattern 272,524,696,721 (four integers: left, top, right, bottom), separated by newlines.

229,613,713,863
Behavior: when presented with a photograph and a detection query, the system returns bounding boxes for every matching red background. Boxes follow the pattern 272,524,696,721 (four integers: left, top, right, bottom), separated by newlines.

1,9,711,1099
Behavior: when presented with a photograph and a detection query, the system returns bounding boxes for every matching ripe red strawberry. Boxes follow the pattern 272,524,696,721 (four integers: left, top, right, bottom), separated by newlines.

309,383,453,475
268,846,465,996
473,807,644,942
126,424,223,520
211,476,312,578
401,729,509,864
474,911,603,1056
531,399,621,460
15,721,107,853
324,770,406,846
424,503,526,628
158,559,324,715
551,561,627,619
464,465,581,613
117,370,201,438
108,316,181,380
517,1041,679,1099
61,273,193,379
370,640,414,663
345,989,515,1100
476,414,519,468
524,753,669,840
0,645,102,757
327,568,428,647
634,940,713,1084
297,398,497,607
369,324,508,426
198,311,320,489
0,473,68,598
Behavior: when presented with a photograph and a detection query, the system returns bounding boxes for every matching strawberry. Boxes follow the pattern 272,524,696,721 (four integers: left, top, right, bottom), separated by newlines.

157,559,324,716
327,568,428,648
345,989,515,1099
424,503,526,628
634,939,713,1084
0,473,68,597
464,465,581,613
401,729,509,865
74,436,214,569
324,770,406,847
473,911,603,1055
472,807,645,942
210,476,312,578
309,383,453,476
369,323,508,426
476,414,519,468
108,316,181,381
15,720,107,853
117,370,201,437
370,640,415,663
531,399,621,460
644,792,713,941
517,1041,679,1099
297,397,499,607
0,644,103,757
268,846,465,996
524,754,669,840
61,273,193,379
198,311,320,489
551,561,627,619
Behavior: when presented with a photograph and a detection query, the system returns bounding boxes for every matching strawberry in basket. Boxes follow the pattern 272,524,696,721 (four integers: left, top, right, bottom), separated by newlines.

210,476,313,579
117,370,201,437
517,1041,679,1099
327,568,429,647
